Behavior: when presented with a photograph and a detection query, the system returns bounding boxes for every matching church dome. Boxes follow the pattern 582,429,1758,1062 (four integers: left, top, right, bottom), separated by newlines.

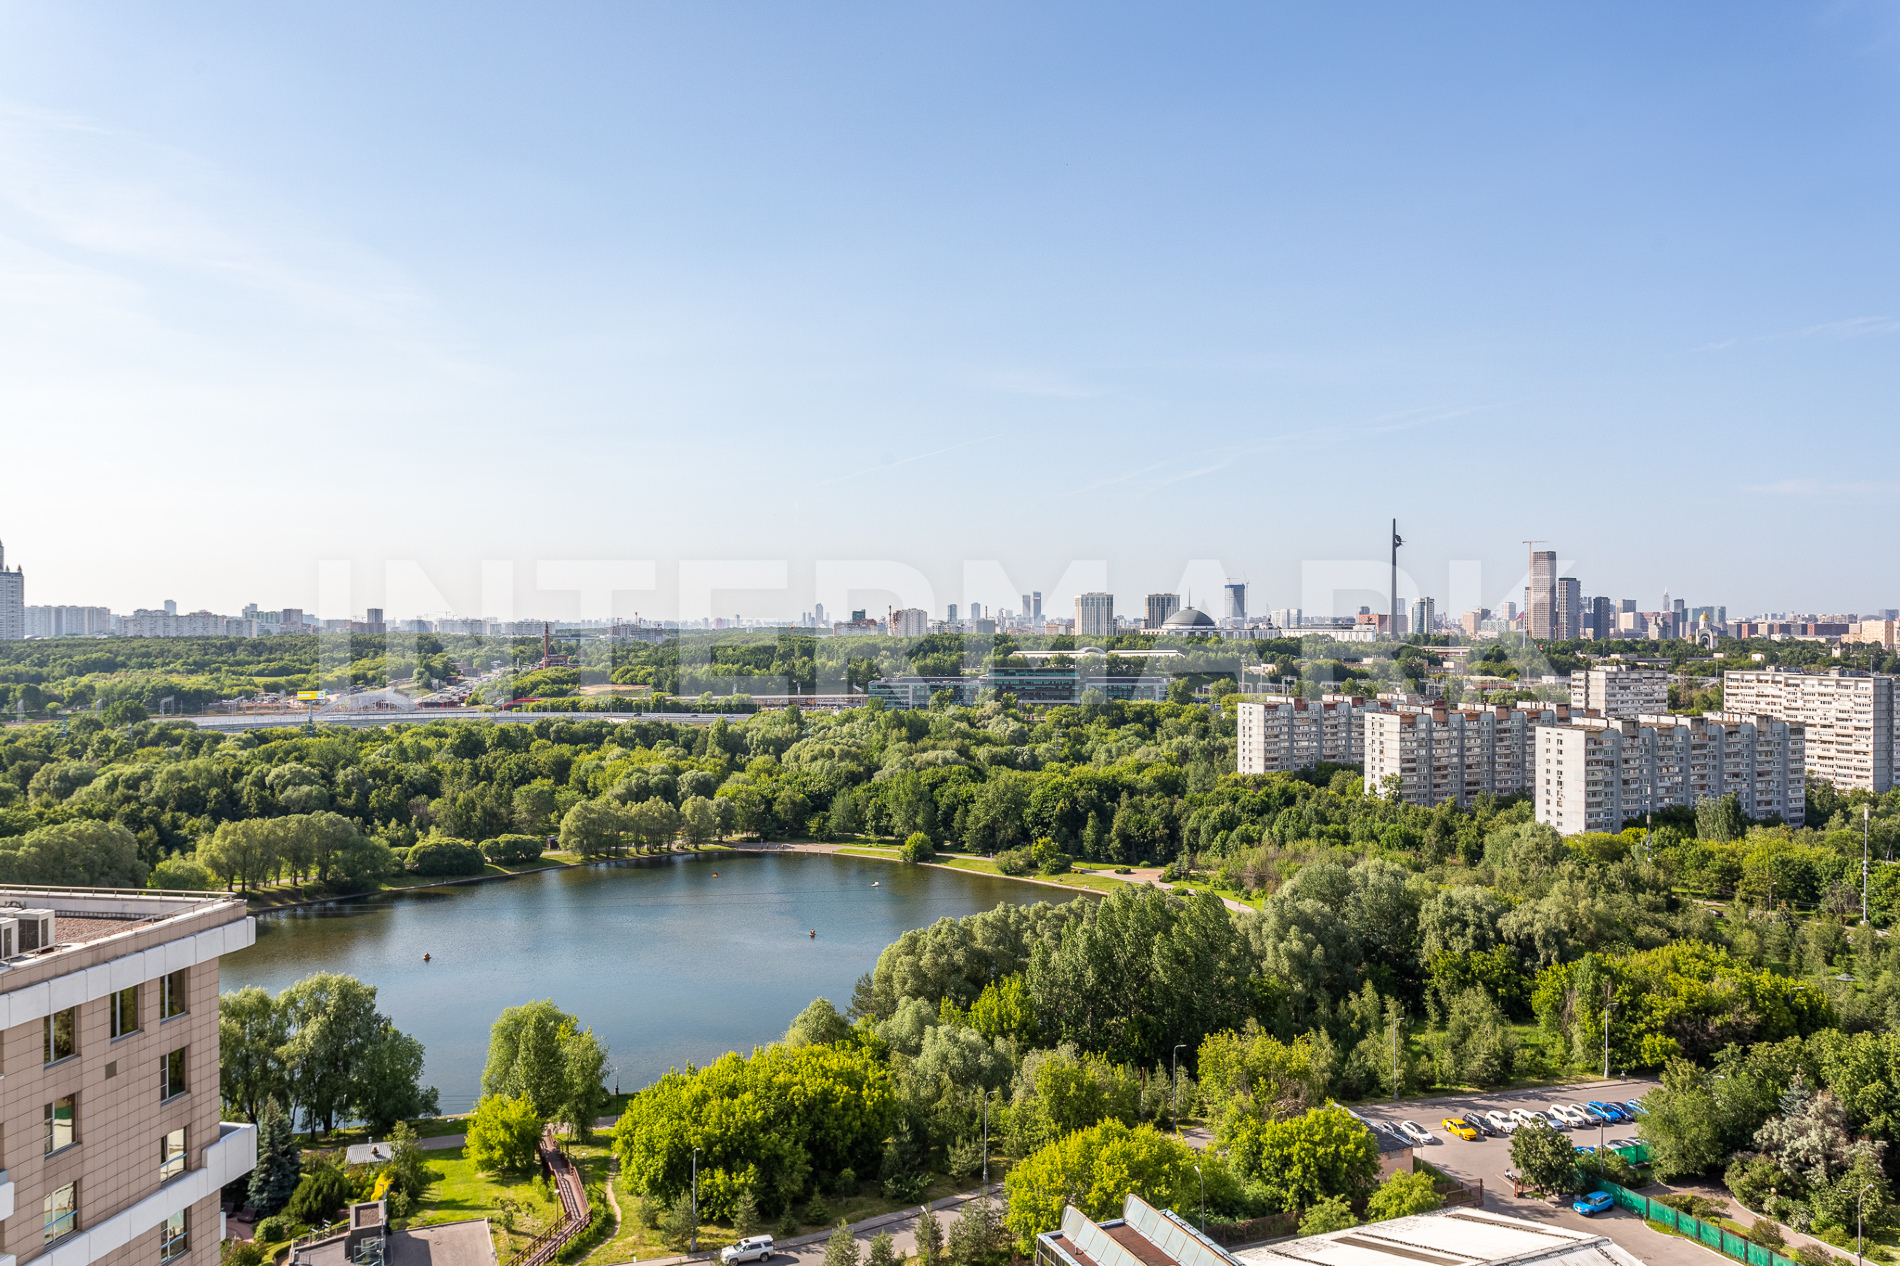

1161,606,1216,628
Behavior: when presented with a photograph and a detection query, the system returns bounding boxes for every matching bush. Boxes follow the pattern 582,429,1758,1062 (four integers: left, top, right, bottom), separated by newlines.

223,1241,267,1266
1750,1221,1786,1249
286,1164,352,1227
253,1214,306,1244
995,848,1033,876
901,833,936,863
1159,858,1190,882
1299,1195,1359,1235
151,853,216,890
467,1094,545,1175
407,838,487,876
1365,1170,1443,1222
483,835,545,864
1797,1248,1842,1266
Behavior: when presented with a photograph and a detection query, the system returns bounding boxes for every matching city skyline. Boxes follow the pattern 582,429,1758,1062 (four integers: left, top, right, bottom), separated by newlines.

3,5,1898,612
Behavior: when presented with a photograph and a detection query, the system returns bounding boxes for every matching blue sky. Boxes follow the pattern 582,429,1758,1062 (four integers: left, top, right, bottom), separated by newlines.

2,3,1897,622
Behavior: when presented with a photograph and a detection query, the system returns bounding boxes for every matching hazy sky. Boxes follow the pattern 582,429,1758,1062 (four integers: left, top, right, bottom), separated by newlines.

2,3,1897,622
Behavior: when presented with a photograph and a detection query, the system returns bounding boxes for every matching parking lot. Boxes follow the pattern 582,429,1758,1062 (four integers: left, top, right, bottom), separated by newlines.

1354,1076,1716,1266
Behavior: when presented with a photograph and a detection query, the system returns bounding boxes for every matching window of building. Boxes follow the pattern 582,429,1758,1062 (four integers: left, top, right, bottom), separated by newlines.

43,1007,77,1064
43,1095,75,1154
43,1183,76,1243
159,1209,187,1260
161,969,188,1020
160,1127,187,1181
161,1048,187,1101
110,985,140,1039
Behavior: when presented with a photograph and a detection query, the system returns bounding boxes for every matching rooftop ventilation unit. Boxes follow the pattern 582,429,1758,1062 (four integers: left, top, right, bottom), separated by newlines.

13,910,55,953
0,917,16,960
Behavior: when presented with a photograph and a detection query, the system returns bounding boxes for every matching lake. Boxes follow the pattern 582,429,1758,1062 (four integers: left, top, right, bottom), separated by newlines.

219,850,1082,1112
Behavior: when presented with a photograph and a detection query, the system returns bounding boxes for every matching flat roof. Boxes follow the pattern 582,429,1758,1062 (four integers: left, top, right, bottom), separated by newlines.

1236,1209,1642,1266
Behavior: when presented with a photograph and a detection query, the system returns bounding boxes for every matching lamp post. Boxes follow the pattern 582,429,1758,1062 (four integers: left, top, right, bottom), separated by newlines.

1193,1164,1205,1232
982,1088,994,1191
690,1147,701,1253
1603,983,1614,1080
1172,1044,1186,1135
1859,1183,1877,1266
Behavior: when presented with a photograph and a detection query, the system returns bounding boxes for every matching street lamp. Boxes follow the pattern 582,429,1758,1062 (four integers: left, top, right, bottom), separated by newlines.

691,1147,702,1253
1193,1165,1205,1232
1172,1045,1187,1135
1859,1183,1877,1266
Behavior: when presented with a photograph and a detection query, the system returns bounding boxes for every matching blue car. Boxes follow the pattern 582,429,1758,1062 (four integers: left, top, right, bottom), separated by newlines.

1573,1192,1614,1217
1625,1100,1649,1117
1588,1100,1630,1123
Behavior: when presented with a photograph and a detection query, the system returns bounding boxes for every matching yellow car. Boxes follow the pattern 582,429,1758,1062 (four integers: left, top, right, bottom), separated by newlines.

1441,1117,1482,1141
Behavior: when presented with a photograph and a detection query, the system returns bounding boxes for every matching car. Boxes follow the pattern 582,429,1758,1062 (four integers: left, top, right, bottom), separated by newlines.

1573,1192,1615,1217
723,1237,775,1264
1468,1113,1504,1137
1587,1101,1631,1123
1625,1100,1649,1117
1484,1110,1518,1135
1396,1120,1436,1145
1510,1108,1547,1129
1442,1117,1482,1141
1551,1104,1589,1128
1574,1103,1611,1124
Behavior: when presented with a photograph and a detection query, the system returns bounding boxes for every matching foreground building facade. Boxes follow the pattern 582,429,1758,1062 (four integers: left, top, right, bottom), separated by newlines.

0,888,256,1266
1723,668,1894,793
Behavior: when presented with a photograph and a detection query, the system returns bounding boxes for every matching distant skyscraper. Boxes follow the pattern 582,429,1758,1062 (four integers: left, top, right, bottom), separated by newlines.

0,541,23,641
1032,591,1043,619
1556,577,1582,640
1145,593,1180,629
1075,592,1115,638
947,604,958,622
1223,582,1246,622
1528,550,1557,640
1590,596,1614,639
1411,597,1435,637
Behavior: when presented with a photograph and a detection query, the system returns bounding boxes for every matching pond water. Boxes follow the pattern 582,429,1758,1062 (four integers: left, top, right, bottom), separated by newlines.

219,851,1081,1112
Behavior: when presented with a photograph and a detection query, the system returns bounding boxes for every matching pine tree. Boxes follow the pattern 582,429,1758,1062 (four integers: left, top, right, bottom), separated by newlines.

248,1102,303,1216
916,1207,944,1266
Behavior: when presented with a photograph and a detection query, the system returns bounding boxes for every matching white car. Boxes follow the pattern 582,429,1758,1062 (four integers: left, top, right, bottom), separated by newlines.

1484,1110,1518,1135
723,1237,775,1264
1396,1120,1436,1145
1550,1104,1590,1128
1512,1108,1554,1130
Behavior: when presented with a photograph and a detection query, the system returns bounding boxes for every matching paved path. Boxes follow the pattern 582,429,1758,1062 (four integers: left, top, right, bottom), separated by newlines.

609,1185,1002,1266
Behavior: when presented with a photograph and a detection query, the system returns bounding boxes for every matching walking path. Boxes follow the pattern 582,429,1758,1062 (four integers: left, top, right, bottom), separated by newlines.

610,1184,1002,1266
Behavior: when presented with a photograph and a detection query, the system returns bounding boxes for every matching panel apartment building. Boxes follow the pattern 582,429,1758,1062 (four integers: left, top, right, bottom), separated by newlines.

1722,668,1894,793
1363,703,1573,807
1534,713,1805,835
0,888,256,1266
1569,666,1669,719
1236,696,1385,773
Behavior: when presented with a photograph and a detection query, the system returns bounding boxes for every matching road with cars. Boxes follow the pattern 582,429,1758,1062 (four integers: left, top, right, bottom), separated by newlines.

1356,1076,1720,1266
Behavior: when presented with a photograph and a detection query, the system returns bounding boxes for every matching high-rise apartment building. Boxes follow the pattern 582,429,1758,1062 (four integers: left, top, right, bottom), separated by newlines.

1556,578,1582,640
1722,668,1895,792
1588,596,1614,640
1363,702,1571,807
0,542,23,642
0,886,258,1266
1569,666,1669,718
1410,598,1435,637
1535,713,1805,835
1074,593,1114,638
24,608,113,639
888,608,930,637
1528,550,1557,641
1222,583,1246,622
1236,695,1391,772
1145,594,1180,629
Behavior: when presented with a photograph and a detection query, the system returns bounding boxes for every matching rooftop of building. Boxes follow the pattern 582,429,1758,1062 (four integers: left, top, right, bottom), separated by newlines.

293,1219,498,1266
0,885,246,988
1235,1208,1642,1266
1161,606,1217,628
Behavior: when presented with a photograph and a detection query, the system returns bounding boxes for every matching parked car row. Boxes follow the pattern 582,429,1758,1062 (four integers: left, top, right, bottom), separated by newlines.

1356,1097,1647,1148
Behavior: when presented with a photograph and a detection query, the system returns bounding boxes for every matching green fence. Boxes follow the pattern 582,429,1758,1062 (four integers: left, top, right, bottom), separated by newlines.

1591,1179,1797,1266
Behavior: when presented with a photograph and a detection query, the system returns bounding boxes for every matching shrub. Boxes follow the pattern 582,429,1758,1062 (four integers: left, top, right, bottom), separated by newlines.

901,833,936,863
286,1164,352,1227
151,854,216,890
1299,1195,1359,1234
407,838,487,876
1365,1170,1443,1221
483,835,545,864
467,1094,545,1175
1750,1221,1786,1249
995,848,1033,876
253,1214,305,1243
1797,1248,1842,1266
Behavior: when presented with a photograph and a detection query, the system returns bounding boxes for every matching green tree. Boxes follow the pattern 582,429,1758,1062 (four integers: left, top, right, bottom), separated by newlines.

220,985,288,1123
1510,1122,1579,1194
467,1094,545,1175
482,1000,611,1136
0,820,149,887
1221,1105,1379,1213
824,1222,861,1266
151,853,215,890
901,833,936,863
248,1101,303,1216
1298,1196,1358,1235
916,1207,944,1266
786,997,852,1048
1364,1170,1443,1221
1002,1121,1241,1256
560,799,629,858
278,973,435,1135
946,1196,1008,1266
287,1163,353,1226
866,1230,897,1266
680,797,719,846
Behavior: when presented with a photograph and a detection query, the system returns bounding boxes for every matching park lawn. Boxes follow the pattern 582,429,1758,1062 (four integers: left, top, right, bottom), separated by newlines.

408,1145,566,1260
836,848,1122,898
